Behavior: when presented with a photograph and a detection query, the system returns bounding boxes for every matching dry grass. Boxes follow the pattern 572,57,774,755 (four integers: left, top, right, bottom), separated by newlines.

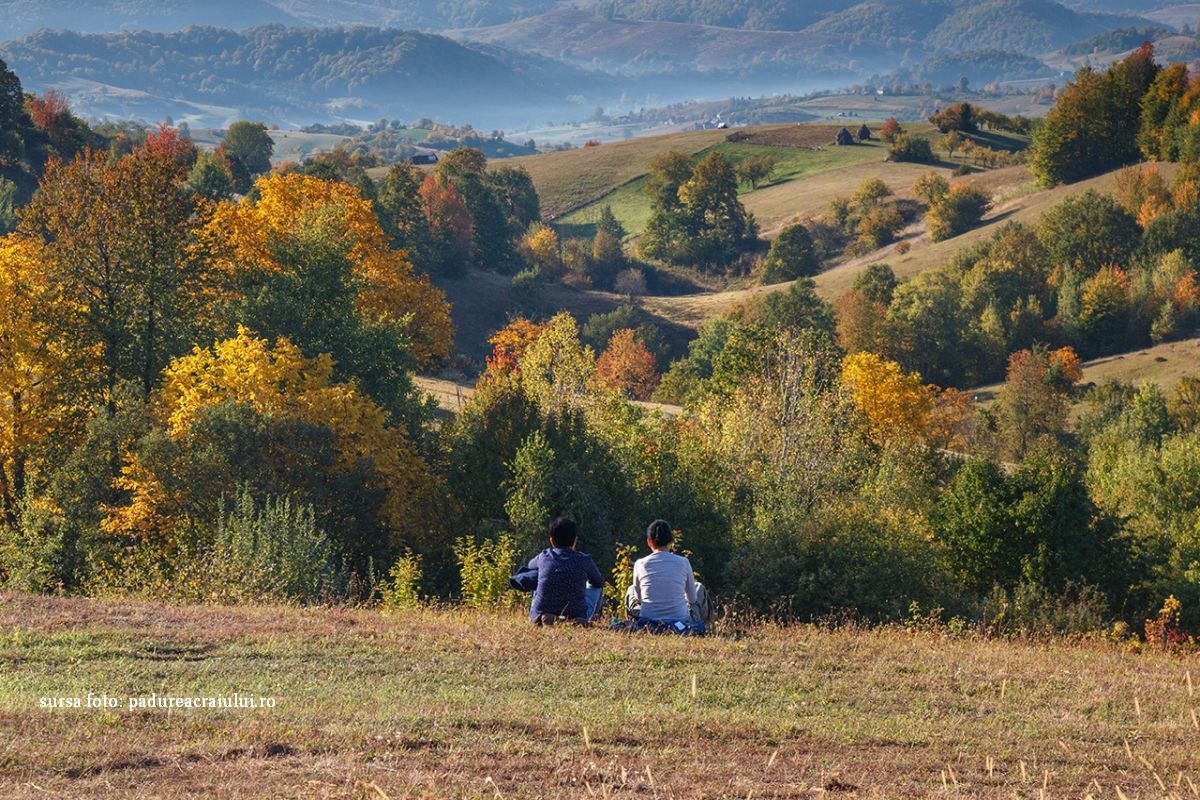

3,592,1200,799
508,129,732,218
641,163,1181,329
971,336,1200,405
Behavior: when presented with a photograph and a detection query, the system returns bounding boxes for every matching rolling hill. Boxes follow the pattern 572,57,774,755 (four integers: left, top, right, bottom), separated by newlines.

0,26,614,127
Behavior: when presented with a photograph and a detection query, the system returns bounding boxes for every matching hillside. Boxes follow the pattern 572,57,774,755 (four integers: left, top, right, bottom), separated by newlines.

4,592,1198,798
452,7,859,76
0,26,613,128
639,162,1173,327
0,0,300,40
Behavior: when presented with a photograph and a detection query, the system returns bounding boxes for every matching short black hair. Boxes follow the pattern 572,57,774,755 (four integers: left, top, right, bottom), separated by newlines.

548,517,578,548
646,519,674,548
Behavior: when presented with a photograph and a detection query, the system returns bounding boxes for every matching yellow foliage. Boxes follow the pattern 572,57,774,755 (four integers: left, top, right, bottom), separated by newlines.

203,173,453,368
518,312,595,414
106,327,436,547
840,352,933,446
0,235,97,515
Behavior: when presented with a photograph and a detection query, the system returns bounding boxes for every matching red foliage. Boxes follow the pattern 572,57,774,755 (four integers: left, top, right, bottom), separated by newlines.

141,124,196,168
26,89,71,131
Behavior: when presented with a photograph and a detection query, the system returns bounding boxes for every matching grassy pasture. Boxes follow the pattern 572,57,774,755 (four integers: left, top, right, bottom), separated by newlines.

556,136,888,242
508,128,732,218
3,592,1199,798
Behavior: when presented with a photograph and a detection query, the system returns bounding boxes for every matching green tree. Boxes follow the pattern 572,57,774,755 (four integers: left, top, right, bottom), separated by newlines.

1035,190,1139,275
761,222,819,284
927,183,992,242
185,151,233,201
221,121,274,180
639,150,695,264
736,153,777,189
377,162,433,269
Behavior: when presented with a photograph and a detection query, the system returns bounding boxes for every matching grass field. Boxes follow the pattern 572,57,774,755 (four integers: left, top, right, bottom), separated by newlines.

556,136,888,242
3,592,1200,798
508,129,733,218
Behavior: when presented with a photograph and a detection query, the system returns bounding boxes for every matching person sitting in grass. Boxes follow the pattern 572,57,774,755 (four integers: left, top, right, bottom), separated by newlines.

628,519,699,626
527,517,606,625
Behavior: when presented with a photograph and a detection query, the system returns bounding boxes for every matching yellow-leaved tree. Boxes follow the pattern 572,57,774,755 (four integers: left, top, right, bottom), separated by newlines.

203,173,453,368
0,234,98,525
104,328,439,560
840,352,934,446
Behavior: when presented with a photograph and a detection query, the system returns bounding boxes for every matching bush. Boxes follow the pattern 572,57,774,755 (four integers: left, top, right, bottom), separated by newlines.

454,533,519,609
509,268,544,315
927,183,993,242
0,498,72,594
725,507,954,621
889,135,935,164
380,551,424,612
210,488,343,604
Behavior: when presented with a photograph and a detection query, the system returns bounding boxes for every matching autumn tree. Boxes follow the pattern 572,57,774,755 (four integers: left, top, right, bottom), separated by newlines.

486,318,545,374
1030,45,1158,187
880,117,902,144
203,173,453,374
434,147,519,272
1138,62,1189,161
19,147,209,404
996,346,1082,460
0,235,97,525
419,174,474,276
520,223,562,277
518,312,596,415
840,352,933,446
595,328,660,400
105,328,439,571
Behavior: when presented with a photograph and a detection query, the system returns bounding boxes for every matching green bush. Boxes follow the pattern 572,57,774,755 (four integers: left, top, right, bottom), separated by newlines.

454,533,519,609
210,488,342,604
380,551,424,612
888,135,935,164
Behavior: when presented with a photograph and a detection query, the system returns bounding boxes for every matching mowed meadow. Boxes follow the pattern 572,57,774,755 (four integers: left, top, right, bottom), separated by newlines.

3,592,1200,800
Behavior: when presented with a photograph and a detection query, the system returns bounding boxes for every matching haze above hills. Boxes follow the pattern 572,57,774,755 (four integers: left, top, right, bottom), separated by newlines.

0,0,1196,128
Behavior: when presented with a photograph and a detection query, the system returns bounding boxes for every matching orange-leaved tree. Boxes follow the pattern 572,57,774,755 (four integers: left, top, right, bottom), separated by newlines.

204,173,453,368
595,328,660,401
485,318,545,375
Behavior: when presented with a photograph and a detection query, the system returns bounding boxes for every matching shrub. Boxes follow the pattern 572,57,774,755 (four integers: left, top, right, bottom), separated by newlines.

211,488,342,604
889,135,935,164
761,222,819,284
380,551,423,612
454,533,519,609
605,543,638,618
927,183,993,242
509,268,544,315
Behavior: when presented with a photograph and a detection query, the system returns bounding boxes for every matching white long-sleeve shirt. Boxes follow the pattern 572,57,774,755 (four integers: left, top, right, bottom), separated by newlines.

632,550,697,622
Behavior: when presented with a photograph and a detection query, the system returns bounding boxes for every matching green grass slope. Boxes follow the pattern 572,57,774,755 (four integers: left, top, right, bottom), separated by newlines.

2,593,1197,798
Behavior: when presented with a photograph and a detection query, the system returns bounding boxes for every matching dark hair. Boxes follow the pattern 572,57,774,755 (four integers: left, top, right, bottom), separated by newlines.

548,517,578,548
646,519,674,548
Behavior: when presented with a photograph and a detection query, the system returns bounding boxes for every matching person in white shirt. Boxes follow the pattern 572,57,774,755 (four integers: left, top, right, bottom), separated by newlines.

630,519,698,624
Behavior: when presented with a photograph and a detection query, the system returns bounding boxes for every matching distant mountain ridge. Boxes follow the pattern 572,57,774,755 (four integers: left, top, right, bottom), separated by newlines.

0,25,613,127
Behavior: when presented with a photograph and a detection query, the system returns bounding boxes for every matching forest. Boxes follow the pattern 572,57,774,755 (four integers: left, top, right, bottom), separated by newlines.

1,44,1200,644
